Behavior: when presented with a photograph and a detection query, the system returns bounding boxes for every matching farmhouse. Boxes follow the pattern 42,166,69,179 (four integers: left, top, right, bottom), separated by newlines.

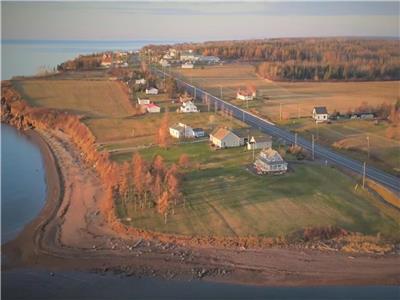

180,50,200,62
169,123,193,139
135,78,146,85
210,128,245,148
237,89,255,101
254,148,288,174
247,135,272,150
182,63,194,69
145,87,159,95
101,53,112,67
145,103,161,113
313,106,329,123
137,97,150,105
180,101,199,113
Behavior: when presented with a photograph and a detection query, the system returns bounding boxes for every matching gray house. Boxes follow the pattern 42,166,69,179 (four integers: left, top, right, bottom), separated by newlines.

254,148,288,174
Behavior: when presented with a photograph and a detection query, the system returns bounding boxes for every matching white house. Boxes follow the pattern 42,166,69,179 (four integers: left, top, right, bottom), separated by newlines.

237,90,255,101
247,135,272,150
169,123,193,139
210,128,244,148
312,106,328,123
137,97,151,105
254,148,288,174
159,59,171,67
180,101,198,113
180,51,200,62
135,78,146,85
182,63,194,69
145,87,159,95
145,103,161,113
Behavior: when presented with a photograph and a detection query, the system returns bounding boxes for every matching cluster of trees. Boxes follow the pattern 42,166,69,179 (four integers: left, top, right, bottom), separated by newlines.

146,38,400,81
57,54,102,71
116,153,188,224
2,87,187,226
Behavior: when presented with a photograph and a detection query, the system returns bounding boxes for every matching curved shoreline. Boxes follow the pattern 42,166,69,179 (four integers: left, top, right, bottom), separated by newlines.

2,126,400,286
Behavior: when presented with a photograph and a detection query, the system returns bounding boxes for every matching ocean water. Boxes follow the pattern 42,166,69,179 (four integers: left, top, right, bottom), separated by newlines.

1,39,175,79
1,124,47,243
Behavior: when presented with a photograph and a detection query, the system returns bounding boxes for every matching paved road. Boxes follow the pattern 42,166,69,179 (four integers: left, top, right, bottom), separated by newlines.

152,67,400,194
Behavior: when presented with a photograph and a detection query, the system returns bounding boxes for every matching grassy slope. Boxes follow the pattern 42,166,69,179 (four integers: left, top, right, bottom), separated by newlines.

13,79,134,117
116,142,400,239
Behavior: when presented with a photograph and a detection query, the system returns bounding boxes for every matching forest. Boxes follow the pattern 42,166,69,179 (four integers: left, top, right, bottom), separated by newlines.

144,38,400,81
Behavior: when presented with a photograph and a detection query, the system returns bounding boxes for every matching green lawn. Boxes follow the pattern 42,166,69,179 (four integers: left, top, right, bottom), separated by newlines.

116,142,400,240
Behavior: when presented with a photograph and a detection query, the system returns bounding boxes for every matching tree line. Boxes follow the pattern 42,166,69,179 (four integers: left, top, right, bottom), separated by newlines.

144,38,400,81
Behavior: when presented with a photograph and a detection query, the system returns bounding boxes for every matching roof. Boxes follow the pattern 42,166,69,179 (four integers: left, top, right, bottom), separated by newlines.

314,106,328,114
145,103,160,109
146,87,158,90
250,135,272,143
232,128,250,138
211,128,239,141
257,148,286,165
192,128,204,132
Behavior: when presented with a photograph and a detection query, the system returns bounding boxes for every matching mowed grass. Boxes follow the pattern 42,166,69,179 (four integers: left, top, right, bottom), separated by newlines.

13,79,135,117
117,142,400,240
91,111,245,147
174,64,399,121
282,118,400,175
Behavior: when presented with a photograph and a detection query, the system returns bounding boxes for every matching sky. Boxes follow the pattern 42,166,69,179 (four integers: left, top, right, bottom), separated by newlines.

2,1,399,42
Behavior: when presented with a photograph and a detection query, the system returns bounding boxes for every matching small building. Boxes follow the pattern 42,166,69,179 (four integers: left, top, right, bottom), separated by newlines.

145,87,159,95
254,148,288,175
247,135,272,150
145,103,161,113
312,106,328,123
180,101,199,113
137,97,151,105
210,128,245,148
237,89,255,101
192,128,206,138
135,78,146,85
180,51,200,62
169,123,193,139
182,63,194,69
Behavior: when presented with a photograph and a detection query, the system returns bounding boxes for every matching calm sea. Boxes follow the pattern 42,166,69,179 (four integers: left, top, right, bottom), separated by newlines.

1,39,176,79
1,124,46,243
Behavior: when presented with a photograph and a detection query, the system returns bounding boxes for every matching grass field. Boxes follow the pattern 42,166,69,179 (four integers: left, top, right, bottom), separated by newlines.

174,64,399,121
15,70,400,241
13,79,135,117
282,118,400,175
116,142,400,239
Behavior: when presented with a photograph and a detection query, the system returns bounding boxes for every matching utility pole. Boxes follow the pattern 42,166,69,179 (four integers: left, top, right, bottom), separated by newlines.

362,161,366,188
279,103,282,121
316,122,319,140
312,134,315,160
297,104,300,119
366,135,370,160
294,132,298,146
220,86,223,99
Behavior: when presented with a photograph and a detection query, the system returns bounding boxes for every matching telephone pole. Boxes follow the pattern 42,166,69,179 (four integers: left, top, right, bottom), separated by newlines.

312,134,315,160
362,162,366,188
294,132,298,146
279,103,282,121
220,86,223,99
366,135,370,160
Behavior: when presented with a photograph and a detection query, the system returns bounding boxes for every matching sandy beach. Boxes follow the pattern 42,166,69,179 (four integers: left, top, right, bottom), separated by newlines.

2,127,400,286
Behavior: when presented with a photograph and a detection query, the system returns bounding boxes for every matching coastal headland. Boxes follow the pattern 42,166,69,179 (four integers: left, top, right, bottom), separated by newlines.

1,74,400,286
